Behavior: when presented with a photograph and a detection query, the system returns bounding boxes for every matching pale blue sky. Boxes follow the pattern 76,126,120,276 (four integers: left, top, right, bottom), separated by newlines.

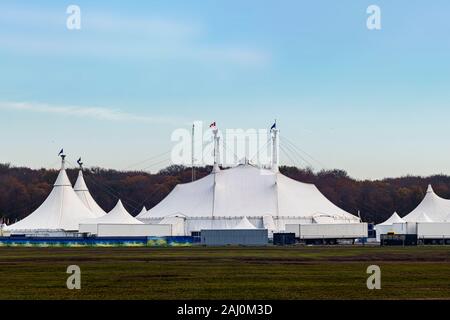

1,1,449,179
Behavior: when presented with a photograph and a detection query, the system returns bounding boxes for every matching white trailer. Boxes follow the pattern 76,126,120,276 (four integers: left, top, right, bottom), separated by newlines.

79,224,172,237
417,222,450,239
285,223,368,240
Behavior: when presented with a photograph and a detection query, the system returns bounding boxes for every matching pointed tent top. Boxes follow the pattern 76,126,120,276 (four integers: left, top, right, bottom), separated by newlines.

139,206,147,216
427,184,434,193
378,211,405,225
74,170,88,191
54,166,72,187
233,216,257,229
82,199,143,224
112,199,125,212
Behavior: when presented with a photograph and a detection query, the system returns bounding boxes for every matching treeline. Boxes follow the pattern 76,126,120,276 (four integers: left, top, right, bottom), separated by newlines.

1,163,450,224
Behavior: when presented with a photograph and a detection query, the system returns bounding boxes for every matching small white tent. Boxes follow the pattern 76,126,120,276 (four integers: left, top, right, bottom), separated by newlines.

403,185,450,222
81,200,143,225
5,157,98,233
78,199,143,235
74,170,106,218
234,216,257,229
375,212,405,241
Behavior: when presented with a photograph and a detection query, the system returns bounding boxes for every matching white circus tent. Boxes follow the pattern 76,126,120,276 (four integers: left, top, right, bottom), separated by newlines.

375,212,405,241
74,169,106,217
234,216,257,229
81,199,143,225
138,128,360,235
403,185,450,223
5,156,98,233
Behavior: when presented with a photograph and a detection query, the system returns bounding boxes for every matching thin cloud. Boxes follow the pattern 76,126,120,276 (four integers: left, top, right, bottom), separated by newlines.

0,4,270,67
0,101,185,126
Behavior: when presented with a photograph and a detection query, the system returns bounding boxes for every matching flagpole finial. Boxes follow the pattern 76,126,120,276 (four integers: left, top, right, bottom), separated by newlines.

58,148,66,169
77,157,83,169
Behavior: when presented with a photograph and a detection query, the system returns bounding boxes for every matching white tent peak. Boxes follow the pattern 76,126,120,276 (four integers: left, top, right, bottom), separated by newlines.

379,212,405,225
74,170,88,191
427,184,434,193
138,206,147,216
233,216,257,229
74,169,106,217
81,199,143,225
54,166,72,187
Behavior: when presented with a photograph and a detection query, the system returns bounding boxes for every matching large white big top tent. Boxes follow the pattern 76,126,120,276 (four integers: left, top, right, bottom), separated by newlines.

5,157,98,234
138,130,360,236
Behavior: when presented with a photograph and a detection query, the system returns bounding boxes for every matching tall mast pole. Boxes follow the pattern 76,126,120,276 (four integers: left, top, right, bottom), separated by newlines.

191,123,195,181
271,123,279,172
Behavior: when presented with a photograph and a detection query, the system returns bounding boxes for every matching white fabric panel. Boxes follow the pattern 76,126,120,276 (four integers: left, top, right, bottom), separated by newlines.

141,174,214,218
213,166,278,217
159,216,185,235
277,174,359,221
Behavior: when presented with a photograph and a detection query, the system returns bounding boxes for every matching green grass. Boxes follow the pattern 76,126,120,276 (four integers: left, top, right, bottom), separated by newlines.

0,246,449,299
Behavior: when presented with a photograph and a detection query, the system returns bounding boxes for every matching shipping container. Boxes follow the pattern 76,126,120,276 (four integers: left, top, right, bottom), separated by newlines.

273,233,296,245
285,223,368,240
200,229,268,246
417,222,450,239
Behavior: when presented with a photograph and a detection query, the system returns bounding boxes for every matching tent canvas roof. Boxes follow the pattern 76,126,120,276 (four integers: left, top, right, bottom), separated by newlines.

140,164,359,222
403,185,450,222
378,212,405,226
74,170,106,218
81,200,143,225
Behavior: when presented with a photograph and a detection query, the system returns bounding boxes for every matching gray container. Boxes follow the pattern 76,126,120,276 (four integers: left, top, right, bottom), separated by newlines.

200,229,268,246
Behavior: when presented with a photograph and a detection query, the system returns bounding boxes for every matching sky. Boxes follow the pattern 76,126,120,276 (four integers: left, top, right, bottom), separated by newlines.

1,0,450,179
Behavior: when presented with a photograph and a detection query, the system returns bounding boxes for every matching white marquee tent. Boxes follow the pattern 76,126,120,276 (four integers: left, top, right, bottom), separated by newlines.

375,212,405,241
74,170,106,218
233,216,257,229
138,163,360,235
81,199,143,225
403,185,450,223
5,158,98,233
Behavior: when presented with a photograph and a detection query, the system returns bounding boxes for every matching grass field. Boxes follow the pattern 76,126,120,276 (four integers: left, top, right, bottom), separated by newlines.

0,246,449,300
